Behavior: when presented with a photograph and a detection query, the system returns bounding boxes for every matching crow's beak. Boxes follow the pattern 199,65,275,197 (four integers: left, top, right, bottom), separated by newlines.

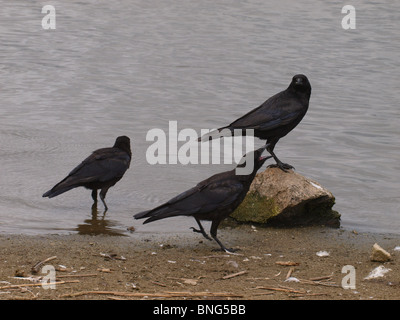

295,78,303,85
259,155,272,161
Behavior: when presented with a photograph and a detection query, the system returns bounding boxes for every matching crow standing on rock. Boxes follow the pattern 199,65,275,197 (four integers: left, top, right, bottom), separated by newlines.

199,74,311,171
43,136,132,211
134,147,272,253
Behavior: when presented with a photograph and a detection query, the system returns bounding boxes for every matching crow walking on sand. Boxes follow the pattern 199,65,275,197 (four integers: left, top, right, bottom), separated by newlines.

199,74,311,171
134,147,272,253
43,136,132,211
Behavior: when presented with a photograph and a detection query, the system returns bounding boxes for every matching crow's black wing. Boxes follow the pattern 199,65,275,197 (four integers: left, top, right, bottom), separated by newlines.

227,90,305,131
66,148,130,183
43,147,130,197
134,177,244,223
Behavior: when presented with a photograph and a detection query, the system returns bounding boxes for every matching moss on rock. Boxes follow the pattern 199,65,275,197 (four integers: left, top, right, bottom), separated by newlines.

229,168,341,228
231,191,280,224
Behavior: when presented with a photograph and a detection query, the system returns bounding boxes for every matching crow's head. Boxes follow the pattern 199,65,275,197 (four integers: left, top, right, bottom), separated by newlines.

289,74,311,96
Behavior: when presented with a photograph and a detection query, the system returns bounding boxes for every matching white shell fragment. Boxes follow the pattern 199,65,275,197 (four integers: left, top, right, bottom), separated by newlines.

310,181,323,190
316,251,330,257
364,265,392,280
285,277,300,283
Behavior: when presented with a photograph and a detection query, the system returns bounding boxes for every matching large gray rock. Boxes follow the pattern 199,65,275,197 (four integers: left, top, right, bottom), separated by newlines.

231,168,340,227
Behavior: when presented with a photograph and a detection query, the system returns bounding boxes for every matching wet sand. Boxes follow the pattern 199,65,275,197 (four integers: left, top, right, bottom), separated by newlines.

0,224,399,300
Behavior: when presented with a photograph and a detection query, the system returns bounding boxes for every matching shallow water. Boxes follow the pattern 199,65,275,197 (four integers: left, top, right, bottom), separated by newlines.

0,1,399,236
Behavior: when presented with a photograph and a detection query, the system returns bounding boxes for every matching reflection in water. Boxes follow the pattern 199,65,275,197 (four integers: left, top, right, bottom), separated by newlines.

75,206,126,236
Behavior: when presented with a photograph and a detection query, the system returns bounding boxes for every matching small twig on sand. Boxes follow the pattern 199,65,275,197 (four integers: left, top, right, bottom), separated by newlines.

298,279,339,287
254,286,306,294
275,261,300,266
0,280,79,290
56,273,98,279
222,270,247,280
150,281,167,287
285,267,295,280
289,292,329,298
60,291,243,299
309,274,334,281
198,255,231,259
31,256,57,274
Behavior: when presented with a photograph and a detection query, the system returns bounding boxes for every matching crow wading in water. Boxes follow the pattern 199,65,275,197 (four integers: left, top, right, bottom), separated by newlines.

199,74,311,171
43,136,131,211
134,147,272,253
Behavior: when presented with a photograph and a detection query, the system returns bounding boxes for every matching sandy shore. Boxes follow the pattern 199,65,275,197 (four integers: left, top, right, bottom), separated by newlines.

0,224,399,300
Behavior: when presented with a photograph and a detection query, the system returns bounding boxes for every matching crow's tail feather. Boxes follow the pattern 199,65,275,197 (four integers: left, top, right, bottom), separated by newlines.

197,126,233,142
134,207,190,224
142,210,182,224
133,210,151,220
42,183,79,198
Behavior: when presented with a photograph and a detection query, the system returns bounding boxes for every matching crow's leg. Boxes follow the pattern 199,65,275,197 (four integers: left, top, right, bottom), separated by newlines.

265,141,294,172
91,189,98,209
99,188,109,212
91,189,98,202
210,220,237,253
191,218,212,241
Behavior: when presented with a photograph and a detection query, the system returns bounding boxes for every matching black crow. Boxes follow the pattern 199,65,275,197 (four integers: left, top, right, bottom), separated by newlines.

43,136,132,211
134,147,271,253
199,74,311,171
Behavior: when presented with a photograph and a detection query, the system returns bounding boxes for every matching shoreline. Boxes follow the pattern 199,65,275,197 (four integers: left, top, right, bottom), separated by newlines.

1,225,399,300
